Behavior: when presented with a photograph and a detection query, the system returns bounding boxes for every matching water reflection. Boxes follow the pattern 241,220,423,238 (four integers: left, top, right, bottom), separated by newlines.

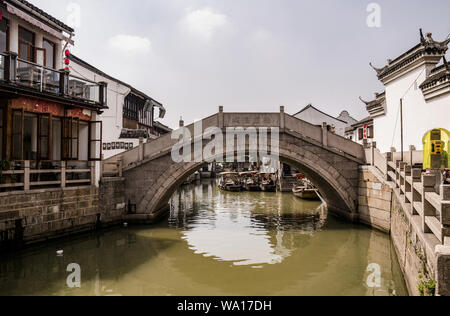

0,180,408,296
169,180,326,267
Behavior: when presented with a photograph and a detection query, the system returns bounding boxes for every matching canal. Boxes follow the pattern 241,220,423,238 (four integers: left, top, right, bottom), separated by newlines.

0,180,408,296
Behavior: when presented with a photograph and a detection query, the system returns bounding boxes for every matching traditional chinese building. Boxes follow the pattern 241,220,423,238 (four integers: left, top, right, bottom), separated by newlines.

364,30,450,153
294,104,357,137
0,0,107,191
68,55,171,159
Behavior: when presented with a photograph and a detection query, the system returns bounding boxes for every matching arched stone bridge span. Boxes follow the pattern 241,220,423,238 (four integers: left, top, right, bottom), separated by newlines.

103,107,366,222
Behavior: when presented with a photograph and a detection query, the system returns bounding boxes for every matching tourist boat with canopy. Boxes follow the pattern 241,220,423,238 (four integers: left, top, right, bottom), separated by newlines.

219,172,242,192
260,173,277,192
239,172,261,191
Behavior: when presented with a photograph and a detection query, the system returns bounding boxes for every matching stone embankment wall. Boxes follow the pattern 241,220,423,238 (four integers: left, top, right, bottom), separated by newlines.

0,178,126,250
358,165,450,296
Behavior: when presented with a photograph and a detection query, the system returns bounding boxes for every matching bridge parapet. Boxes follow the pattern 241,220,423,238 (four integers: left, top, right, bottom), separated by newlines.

103,108,366,175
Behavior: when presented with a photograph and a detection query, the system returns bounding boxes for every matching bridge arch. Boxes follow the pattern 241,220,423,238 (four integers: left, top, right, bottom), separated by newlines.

132,136,359,221
112,110,365,223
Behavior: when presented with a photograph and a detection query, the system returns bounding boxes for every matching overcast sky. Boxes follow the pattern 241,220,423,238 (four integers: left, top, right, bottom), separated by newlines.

31,0,450,128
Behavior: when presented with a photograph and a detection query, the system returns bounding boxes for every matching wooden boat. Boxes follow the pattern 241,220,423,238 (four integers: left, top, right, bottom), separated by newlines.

260,173,277,192
218,172,242,192
292,180,320,201
240,172,261,191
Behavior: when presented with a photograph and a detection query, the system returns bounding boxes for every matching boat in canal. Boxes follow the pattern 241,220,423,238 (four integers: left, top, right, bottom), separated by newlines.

240,172,261,191
218,172,242,192
292,177,320,201
260,173,277,192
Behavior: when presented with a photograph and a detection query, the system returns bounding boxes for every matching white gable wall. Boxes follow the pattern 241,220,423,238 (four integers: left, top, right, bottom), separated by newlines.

374,65,450,153
295,107,350,137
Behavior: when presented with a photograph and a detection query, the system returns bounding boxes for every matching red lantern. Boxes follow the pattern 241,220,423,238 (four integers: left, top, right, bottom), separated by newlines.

65,49,70,57
64,58,70,65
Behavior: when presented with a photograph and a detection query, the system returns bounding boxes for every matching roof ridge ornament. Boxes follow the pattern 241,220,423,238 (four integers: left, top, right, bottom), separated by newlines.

359,96,370,105
369,62,387,74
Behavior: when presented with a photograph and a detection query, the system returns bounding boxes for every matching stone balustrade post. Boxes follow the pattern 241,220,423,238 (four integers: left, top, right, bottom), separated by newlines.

218,106,224,130
24,160,30,191
411,169,422,215
90,161,95,186
61,161,66,188
280,106,285,132
441,185,450,227
409,145,416,166
370,142,377,166
139,137,144,162
118,157,123,178
321,122,328,147
422,175,438,233
404,163,412,204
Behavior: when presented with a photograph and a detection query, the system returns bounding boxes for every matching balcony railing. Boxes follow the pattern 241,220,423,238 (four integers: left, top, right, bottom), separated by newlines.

0,52,107,106
0,160,95,193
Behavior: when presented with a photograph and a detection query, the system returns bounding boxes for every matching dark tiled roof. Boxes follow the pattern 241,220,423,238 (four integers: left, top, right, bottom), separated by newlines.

370,30,449,81
120,129,149,139
420,62,450,90
69,54,163,107
154,121,172,132
6,0,74,33
293,104,348,124
359,92,386,117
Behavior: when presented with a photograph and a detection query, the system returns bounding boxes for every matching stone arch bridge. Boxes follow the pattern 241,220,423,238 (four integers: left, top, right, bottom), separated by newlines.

102,107,366,223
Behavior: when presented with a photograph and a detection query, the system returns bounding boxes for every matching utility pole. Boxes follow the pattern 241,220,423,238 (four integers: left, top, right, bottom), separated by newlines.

400,98,404,162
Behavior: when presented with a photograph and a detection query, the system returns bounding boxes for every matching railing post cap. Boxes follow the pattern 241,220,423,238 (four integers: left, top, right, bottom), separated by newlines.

6,51,18,57
280,106,285,113
219,106,224,113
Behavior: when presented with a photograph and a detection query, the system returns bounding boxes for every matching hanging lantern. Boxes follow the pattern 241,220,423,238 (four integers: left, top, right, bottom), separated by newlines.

65,49,71,57
64,58,70,65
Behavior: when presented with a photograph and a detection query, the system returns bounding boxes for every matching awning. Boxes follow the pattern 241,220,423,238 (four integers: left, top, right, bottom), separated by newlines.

152,100,166,119
6,3,74,45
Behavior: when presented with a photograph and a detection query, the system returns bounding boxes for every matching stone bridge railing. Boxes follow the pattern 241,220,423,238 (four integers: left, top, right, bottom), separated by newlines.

102,107,366,176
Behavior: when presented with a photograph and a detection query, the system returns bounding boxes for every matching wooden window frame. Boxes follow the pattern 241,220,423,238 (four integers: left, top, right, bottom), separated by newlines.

42,38,56,69
18,26,36,63
62,117,79,161
88,121,102,161
0,107,4,159
368,126,374,139
0,18,10,53
11,109,24,160
37,114,52,161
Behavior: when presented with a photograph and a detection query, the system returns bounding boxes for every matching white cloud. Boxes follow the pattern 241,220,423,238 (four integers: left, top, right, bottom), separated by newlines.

180,8,228,40
107,35,152,54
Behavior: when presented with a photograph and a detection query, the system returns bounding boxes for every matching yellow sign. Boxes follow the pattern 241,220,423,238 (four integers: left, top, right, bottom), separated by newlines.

423,129,449,169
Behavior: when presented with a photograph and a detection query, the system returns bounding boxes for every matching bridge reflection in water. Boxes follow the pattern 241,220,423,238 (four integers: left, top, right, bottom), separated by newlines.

0,180,407,296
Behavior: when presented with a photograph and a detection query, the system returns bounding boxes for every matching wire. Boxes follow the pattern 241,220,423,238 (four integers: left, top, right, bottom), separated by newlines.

68,65,128,96
391,67,426,148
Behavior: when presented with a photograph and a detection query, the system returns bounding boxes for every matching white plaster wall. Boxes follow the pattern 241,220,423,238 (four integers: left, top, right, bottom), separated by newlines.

69,60,141,160
374,65,450,153
295,107,349,136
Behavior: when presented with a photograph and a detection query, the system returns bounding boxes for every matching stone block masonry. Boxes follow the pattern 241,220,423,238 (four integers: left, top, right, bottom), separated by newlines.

0,178,126,250
358,166,393,232
359,165,450,296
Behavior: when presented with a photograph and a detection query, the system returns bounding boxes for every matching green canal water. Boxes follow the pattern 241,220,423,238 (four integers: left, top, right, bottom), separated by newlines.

0,180,408,296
